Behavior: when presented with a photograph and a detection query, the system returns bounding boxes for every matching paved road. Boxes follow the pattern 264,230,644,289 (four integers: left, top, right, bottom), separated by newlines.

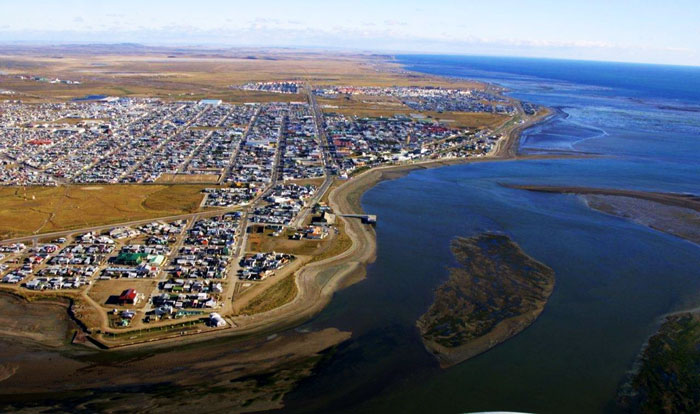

177,108,232,174
305,83,336,175
290,175,332,228
120,104,210,182
286,83,337,228
220,106,261,184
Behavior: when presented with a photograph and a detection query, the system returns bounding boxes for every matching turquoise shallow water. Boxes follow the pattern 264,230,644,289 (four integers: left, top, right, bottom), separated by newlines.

281,56,700,414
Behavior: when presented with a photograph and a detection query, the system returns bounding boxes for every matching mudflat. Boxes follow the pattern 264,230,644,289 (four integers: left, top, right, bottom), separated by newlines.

0,298,350,414
505,184,700,244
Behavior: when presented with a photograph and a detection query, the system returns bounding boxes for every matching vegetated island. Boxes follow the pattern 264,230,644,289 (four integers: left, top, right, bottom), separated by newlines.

417,233,555,368
503,185,700,244
618,311,700,414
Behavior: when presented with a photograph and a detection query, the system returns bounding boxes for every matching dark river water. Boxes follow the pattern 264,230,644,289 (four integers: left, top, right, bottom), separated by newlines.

281,56,700,414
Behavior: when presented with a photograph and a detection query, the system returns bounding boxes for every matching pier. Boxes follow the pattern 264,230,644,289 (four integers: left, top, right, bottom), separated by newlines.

340,214,377,224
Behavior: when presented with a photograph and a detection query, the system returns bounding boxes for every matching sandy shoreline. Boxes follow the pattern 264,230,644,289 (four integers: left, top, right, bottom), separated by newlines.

504,184,700,211
238,106,562,332
505,184,700,244
0,78,564,414
82,102,561,351
0,79,559,355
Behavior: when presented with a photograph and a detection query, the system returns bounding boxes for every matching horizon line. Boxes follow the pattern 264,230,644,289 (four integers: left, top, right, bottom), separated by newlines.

1,41,699,69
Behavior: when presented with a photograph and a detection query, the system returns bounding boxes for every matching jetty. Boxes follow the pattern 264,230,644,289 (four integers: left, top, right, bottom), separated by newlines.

340,214,377,224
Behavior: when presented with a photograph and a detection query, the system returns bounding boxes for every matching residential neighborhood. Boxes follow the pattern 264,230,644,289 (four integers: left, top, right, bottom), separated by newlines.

0,81,519,339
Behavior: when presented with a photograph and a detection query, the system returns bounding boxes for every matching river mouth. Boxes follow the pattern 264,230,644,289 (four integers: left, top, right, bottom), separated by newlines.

280,158,700,414
279,55,700,414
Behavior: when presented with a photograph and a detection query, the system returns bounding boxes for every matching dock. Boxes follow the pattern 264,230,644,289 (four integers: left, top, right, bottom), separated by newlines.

340,214,377,224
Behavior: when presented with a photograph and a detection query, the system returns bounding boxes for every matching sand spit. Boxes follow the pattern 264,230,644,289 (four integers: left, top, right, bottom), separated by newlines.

505,184,700,244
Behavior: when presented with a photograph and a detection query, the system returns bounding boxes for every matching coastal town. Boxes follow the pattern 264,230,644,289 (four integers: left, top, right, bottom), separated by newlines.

0,78,539,347
0,3,696,412
0,85,519,186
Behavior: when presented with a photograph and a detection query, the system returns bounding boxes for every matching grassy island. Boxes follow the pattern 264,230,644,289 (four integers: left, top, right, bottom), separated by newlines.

417,233,555,368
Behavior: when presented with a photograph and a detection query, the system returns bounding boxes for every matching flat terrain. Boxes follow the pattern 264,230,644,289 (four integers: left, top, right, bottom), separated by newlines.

585,195,700,244
239,273,298,315
156,173,220,184
0,292,75,349
0,46,484,103
0,185,206,239
87,279,156,310
0,45,584,413
0,307,350,414
504,184,700,211
619,312,700,413
505,184,700,244
0,46,550,353
318,94,509,128
417,233,555,368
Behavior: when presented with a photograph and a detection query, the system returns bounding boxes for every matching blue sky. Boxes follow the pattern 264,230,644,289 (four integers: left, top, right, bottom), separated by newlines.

1,0,699,66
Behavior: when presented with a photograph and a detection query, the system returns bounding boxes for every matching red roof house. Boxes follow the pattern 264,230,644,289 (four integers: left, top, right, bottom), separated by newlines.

118,289,137,305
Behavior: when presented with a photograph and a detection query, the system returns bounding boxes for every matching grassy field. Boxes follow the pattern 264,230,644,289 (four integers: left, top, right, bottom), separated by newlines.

239,273,298,315
247,227,325,255
0,49,485,103
245,221,351,261
283,177,326,187
319,96,508,129
0,184,207,239
156,173,221,184
310,223,352,264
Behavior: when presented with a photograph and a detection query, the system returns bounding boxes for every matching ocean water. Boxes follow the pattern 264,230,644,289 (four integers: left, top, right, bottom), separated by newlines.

281,56,700,414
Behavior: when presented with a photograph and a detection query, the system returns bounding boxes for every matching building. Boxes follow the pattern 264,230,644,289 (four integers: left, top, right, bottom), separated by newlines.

118,289,138,305
209,312,226,327
199,99,222,106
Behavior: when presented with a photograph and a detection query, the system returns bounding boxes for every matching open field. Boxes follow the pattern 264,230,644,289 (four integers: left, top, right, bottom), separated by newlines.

0,47,550,351
0,185,206,239
0,292,76,348
0,46,485,103
247,229,324,255
240,273,298,315
283,177,326,187
246,225,341,257
156,173,221,184
0,297,351,414
319,96,509,128
87,279,156,310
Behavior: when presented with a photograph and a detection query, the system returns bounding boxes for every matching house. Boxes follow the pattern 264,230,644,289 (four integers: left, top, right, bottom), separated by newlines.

121,310,136,319
26,279,43,290
115,252,146,265
118,289,138,305
209,312,226,327
305,225,325,240
154,305,174,317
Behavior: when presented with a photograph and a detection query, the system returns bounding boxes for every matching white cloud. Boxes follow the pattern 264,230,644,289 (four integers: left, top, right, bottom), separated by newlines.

383,19,407,26
0,20,696,66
